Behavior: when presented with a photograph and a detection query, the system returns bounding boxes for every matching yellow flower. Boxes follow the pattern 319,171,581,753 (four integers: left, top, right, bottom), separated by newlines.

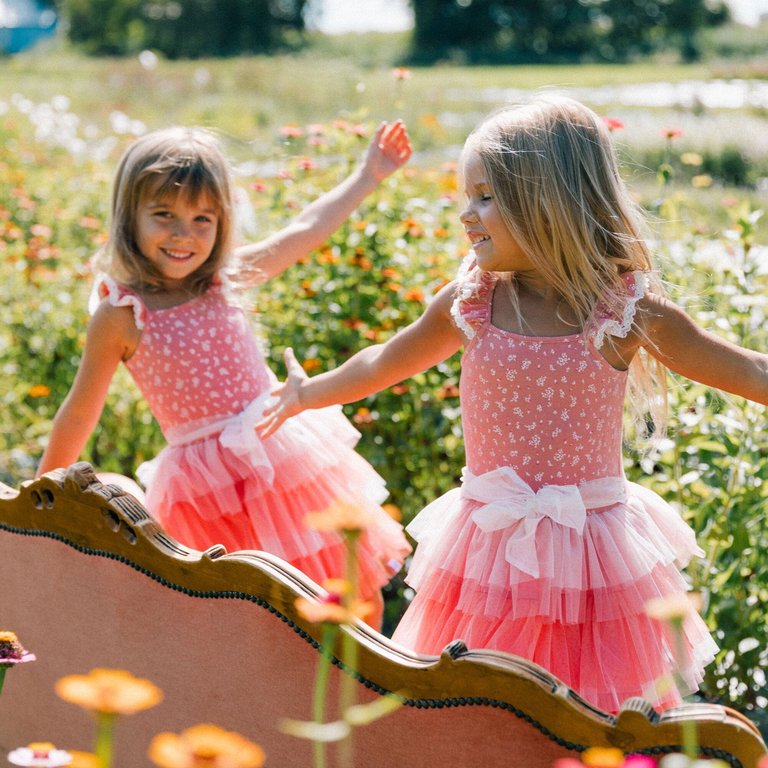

691,174,713,188
581,746,625,767
55,668,163,714
645,593,704,623
304,500,374,533
148,724,265,768
28,385,51,398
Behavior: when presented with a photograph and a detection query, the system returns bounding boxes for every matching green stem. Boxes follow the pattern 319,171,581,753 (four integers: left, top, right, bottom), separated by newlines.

312,623,337,768
671,620,698,761
94,711,117,768
0,666,6,696
338,531,360,768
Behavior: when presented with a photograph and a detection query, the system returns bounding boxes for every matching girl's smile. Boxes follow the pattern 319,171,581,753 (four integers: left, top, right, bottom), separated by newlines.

459,151,533,275
136,193,219,284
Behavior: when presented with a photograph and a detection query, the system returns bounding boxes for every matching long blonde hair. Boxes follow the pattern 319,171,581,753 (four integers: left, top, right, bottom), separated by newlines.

95,126,235,296
462,94,668,437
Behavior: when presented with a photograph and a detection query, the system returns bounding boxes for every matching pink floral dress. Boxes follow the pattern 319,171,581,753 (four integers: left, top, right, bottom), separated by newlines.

391,258,717,713
93,275,410,607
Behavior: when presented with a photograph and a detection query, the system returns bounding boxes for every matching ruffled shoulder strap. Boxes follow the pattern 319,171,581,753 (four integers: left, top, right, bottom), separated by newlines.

588,270,648,350
88,274,147,330
449,255,496,340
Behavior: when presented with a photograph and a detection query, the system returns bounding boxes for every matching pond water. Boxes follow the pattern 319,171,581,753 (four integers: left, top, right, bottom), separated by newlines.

439,79,768,159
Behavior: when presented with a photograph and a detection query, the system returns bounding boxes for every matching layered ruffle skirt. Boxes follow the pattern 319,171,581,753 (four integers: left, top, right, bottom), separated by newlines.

137,394,411,618
391,466,717,713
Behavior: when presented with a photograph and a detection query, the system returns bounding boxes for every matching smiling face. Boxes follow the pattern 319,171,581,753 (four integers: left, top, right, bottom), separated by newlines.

135,187,219,286
458,149,535,276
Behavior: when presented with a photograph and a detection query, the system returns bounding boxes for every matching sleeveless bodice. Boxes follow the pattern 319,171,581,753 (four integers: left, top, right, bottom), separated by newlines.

453,263,644,489
95,279,271,436
461,327,627,487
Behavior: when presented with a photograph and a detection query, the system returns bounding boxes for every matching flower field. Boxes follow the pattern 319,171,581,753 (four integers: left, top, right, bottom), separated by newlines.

0,51,766,735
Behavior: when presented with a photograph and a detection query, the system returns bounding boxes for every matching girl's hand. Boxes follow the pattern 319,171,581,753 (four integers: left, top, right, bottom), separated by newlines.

362,120,412,182
257,348,310,438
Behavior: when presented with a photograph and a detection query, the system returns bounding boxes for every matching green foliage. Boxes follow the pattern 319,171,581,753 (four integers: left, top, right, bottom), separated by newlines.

407,0,729,64
57,0,310,57
0,67,766,736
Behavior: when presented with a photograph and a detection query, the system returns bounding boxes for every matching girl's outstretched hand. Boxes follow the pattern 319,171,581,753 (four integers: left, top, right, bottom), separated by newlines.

257,347,309,439
363,120,412,182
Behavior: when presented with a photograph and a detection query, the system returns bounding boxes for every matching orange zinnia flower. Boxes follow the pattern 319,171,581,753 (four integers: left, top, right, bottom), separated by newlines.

149,723,265,768
296,580,374,625
581,747,625,767
55,668,163,715
304,500,374,533
403,288,424,303
67,752,101,768
302,358,322,373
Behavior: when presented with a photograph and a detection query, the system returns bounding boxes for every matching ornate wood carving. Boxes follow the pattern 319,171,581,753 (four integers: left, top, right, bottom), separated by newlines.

0,463,764,767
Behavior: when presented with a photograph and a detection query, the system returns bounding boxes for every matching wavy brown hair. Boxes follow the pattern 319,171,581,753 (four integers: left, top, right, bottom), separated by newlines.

95,126,235,296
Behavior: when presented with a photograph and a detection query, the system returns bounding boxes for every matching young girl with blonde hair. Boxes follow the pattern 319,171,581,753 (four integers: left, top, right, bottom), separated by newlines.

37,122,413,627
259,95,768,712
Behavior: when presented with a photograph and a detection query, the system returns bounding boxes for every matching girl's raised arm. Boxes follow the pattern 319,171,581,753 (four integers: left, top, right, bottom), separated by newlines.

639,293,768,404
36,303,139,476
234,120,412,283
258,282,464,438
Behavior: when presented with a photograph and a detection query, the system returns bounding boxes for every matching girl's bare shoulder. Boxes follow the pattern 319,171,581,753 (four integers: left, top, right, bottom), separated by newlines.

88,298,143,360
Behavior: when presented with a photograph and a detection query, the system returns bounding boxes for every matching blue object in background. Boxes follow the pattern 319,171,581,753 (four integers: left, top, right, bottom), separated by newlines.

0,0,57,54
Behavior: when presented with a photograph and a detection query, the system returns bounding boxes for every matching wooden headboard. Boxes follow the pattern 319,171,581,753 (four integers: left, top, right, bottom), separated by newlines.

0,463,765,768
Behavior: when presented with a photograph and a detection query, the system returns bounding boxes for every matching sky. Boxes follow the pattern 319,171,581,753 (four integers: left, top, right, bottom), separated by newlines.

309,0,767,34
308,0,413,34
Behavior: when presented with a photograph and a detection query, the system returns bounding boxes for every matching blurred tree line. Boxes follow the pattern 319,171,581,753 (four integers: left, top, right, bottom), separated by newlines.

409,0,730,63
39,0,311,57
36,0,728,61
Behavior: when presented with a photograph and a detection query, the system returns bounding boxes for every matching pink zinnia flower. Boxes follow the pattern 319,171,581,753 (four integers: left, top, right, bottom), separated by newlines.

602,116,624,132
0,632,36,667
279,124,303,139
8,743,72,767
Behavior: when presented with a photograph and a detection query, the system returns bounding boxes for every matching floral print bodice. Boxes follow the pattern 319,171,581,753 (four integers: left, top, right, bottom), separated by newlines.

94,276,270,436
451,262,647,490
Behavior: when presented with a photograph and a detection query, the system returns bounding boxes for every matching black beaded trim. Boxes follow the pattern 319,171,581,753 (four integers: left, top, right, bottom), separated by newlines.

0,524,744,768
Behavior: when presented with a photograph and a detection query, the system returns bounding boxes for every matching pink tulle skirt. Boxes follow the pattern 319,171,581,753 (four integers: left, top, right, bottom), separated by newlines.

391,469,717,714
137,398,411,618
